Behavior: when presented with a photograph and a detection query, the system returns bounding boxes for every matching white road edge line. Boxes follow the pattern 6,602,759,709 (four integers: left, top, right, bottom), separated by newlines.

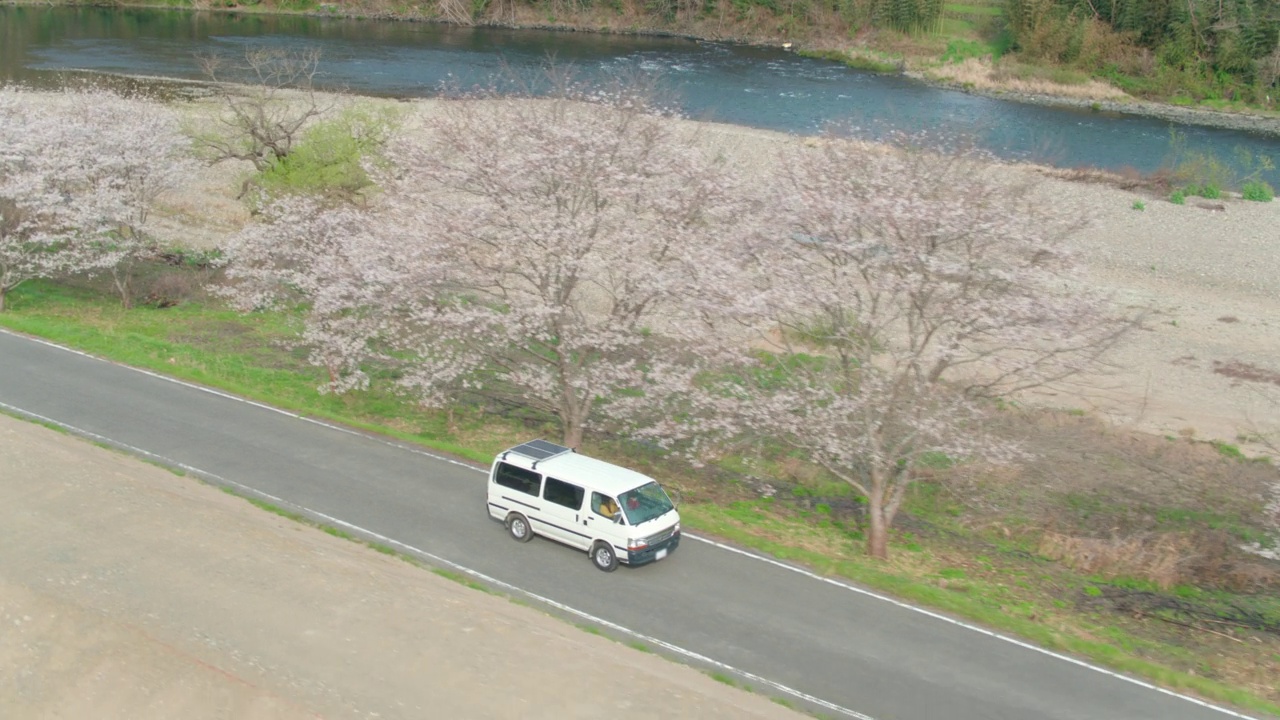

0,329,478,471
681,536,1261,719
0,399,869,720
1,328,1265,720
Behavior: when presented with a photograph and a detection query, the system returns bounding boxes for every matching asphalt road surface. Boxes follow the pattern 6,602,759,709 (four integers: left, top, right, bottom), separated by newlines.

0,329,1267,720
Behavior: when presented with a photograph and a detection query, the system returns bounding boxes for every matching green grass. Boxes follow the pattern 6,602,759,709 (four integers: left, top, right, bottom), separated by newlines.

431,567,493,593
1241,180,1275,202
368,541,398,555
1210,441,1246,461
0,405,72,435
943,2,1003,15
0,282,495,465
709,671,738,686
940,38,990,64
248,496,310,524
322,525,355,540
798,49,900,73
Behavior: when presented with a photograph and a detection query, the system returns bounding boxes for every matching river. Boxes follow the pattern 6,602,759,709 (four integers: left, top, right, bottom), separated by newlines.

3,4,1280,186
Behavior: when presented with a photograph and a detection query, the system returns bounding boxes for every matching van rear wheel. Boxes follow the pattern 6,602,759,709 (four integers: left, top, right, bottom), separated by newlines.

506,513,533,543
591,541,619,572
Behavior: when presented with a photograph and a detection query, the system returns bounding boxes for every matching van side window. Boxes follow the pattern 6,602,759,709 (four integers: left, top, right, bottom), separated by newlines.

543,477,585,510
494,462,541,496
592,492,621,521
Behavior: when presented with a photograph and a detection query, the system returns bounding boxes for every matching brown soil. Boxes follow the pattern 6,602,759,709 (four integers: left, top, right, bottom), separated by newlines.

0,413,804,720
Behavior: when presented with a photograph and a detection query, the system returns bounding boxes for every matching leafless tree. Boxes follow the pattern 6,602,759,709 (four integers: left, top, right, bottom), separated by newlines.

194,46,332,175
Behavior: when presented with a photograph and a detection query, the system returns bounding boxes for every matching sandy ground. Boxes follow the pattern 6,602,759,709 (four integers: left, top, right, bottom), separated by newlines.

0,413,804,720
1011,175,1280,452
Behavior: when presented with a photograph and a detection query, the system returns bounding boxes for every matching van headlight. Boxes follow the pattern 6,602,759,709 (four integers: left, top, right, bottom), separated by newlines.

627,537,648,550
674,522,680,534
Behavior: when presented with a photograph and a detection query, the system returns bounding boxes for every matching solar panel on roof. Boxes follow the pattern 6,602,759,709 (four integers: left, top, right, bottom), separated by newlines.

510,439,570,461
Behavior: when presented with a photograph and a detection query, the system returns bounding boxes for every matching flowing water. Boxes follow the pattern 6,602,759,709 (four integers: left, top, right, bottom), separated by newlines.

3,5,1279,184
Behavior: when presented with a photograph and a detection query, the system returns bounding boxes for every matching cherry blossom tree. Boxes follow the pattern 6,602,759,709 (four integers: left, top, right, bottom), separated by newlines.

81,92,196,307
383,90,749,447
649,134,1136,559
219,196,424,391
223,86,750,448
0,88,192,311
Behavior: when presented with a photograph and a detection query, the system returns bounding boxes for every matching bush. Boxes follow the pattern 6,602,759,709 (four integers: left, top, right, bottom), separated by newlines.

142,271,202,308
257,103,402,201
1169,189,1185,204
1131,200,1145,210
941,40,989,64
1241,180,1274,202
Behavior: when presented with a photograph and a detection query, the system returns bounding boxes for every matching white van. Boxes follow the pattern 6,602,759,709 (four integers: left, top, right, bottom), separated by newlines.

486,440,681,572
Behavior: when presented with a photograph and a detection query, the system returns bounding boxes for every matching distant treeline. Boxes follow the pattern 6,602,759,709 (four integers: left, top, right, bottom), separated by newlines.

1003,0,1280,100
251,0,1279,99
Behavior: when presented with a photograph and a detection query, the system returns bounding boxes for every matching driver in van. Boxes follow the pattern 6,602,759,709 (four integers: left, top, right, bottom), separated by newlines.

597,495,620,520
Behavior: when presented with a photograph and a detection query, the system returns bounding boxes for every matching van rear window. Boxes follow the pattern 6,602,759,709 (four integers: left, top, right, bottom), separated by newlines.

493,462,541,496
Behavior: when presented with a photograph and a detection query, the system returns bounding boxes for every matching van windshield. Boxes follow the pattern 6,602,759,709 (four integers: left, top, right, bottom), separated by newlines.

618,482,675,526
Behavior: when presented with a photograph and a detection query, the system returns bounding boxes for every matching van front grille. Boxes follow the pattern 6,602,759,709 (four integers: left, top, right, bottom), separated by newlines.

646,527,675,546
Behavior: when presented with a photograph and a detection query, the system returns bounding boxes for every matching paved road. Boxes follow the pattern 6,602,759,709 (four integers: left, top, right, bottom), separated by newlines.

0,329,1266,720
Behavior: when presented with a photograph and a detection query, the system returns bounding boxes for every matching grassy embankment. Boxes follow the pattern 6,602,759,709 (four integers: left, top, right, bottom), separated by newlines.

3,270,1278,716
33,0,1280,115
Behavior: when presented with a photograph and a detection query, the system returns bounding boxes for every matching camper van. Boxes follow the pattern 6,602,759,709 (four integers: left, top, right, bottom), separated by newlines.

486,440,681,572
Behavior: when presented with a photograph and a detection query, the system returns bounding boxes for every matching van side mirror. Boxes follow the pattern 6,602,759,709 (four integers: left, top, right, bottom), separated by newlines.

612,514,624,525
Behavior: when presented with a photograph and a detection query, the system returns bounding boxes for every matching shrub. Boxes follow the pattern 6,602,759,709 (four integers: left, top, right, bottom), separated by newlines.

1131,200,1145,210
1169,190,1185,204
1241,180,1274,202
142,271,202,308
257,103,401,201
941,40,988,64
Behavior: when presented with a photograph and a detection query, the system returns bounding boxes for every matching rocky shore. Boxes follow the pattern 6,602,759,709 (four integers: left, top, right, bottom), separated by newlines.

931,81,1280,137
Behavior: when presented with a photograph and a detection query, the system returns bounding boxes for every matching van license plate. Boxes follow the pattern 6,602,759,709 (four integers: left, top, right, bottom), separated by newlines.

655,548,668,561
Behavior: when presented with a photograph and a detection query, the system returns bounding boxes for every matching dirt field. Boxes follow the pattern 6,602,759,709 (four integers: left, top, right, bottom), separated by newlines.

0,413,804,720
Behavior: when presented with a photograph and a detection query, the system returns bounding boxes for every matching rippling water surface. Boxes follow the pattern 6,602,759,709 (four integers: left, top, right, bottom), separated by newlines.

3,5,1278,184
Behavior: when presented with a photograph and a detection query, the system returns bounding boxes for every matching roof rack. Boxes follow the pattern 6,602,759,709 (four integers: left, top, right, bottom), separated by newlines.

501,439,575,469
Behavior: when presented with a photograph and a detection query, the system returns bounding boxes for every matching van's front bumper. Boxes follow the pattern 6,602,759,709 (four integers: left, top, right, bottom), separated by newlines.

626,531,680,566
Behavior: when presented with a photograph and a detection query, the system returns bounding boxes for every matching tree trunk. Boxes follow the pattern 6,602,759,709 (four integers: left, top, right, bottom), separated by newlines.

113,269,132,310
562,421,584,450
866,487,890,560
0,287,6,312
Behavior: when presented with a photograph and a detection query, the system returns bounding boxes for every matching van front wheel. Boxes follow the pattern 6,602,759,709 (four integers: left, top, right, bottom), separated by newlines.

507,513,533,543
591,542,619,572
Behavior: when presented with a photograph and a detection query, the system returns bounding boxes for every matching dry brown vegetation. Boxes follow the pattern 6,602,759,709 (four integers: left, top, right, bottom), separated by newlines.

924,57,1130,101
